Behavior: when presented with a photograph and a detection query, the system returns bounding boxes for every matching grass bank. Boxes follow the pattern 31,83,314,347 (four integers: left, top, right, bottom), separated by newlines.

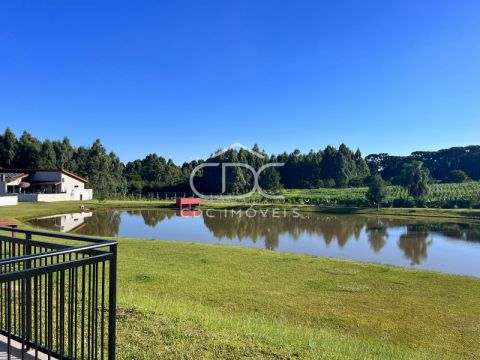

113,239,480,359
4,200,480,228
1,201,479,359
200,200,480,223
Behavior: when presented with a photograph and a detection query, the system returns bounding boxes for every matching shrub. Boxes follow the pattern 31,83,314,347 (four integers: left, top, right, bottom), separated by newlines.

392,197,416,208
444,170,470,183
324,179,336,188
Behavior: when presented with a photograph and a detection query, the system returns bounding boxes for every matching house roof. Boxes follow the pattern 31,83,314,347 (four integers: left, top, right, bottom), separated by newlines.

0,172,29,182
60,169,88,183
0,169,88,183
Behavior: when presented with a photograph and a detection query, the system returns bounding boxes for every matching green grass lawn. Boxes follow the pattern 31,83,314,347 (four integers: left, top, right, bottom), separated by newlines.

1,201,480,359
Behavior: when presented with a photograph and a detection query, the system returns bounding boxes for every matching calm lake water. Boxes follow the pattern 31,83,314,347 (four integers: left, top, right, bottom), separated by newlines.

31,208,480,277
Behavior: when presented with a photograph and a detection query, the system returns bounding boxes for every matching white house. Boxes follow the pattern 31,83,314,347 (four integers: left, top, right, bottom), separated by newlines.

0,169,93,202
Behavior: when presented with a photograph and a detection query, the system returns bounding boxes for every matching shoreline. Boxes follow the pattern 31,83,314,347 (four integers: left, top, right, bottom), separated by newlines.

2,199,480,227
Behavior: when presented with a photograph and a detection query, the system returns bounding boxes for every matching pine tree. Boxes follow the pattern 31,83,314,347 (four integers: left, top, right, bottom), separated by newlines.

0,128,17,167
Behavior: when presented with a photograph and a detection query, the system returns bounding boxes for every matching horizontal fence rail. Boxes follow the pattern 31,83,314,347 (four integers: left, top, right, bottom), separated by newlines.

0,226,117,360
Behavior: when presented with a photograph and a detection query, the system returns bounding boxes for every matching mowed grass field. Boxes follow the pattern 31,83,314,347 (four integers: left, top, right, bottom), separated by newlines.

1,202,480,359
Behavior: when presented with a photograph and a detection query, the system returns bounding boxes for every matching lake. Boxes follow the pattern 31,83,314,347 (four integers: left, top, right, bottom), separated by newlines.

31,208,480,277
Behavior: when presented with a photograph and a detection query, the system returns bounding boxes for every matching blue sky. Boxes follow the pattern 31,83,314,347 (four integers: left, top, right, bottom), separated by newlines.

1,1,479,164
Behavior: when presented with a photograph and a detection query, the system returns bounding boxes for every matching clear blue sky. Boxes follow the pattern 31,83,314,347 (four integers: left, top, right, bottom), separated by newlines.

1,1,479,164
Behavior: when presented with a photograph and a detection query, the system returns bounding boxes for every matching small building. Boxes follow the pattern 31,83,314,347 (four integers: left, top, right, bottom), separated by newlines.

176,197,201,209
0,169,93,202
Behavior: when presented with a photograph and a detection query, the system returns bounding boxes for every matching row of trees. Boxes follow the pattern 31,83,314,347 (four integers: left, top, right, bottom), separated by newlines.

366,146,480,182
0,127,478,200
124,144,371,195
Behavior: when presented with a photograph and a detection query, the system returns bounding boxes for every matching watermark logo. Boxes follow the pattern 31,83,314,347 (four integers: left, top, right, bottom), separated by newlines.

179,207,301,219
189,143,284,199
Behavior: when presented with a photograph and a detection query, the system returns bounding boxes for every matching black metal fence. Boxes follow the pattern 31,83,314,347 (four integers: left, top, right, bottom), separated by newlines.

0,226,117,360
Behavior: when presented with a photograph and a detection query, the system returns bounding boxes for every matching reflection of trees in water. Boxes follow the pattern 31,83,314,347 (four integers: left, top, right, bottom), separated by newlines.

203,213,370,250
204,212,480,263
366,218,389,252
36,209,480,264
80,209,175,235
419,222,480,242
398,225,432,265
77,210,122,237
125,209,174,227
396,222,480,265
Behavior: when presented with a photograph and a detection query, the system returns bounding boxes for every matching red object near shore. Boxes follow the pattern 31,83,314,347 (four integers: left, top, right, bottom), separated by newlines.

176,198,201,208
0,220,18,228
176,209,202,217
0,220,19,237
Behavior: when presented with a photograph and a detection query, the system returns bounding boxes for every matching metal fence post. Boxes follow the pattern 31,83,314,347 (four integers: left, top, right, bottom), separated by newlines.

108,243,117,360
25,232,32,347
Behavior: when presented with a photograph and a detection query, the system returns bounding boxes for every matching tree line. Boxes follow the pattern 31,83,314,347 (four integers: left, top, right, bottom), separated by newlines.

126,144,371,195
366,147,480,183
0,128,478,200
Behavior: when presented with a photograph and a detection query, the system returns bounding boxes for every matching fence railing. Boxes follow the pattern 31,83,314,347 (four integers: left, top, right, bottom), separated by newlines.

0,226,117,360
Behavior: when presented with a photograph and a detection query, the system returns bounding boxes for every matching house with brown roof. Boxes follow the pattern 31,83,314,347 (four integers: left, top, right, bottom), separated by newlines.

0,169,93,202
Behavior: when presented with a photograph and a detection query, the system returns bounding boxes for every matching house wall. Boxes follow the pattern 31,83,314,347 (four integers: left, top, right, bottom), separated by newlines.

38,193,69,202
0,196,17,206
17,193,40,202
18,191,93,202
66,188,93,201
61,174,86,192
0,182,6,195
18,193,67,202
60,173,92,200
33,171,93,200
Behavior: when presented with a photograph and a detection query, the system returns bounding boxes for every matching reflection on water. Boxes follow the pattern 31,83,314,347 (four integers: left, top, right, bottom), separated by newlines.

398,227,432,265
366,221,388,253
31,209,480,276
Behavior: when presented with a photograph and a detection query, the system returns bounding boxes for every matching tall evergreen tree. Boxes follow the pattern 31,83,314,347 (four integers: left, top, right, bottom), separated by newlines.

38,140,57,168
53,137,75,169
0,128,17,168
15,131,42,168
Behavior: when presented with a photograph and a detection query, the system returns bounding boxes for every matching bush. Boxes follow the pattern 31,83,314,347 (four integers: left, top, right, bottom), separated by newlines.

349,176,366,187
444,170,469,183
324,179,336,188
392,197,416,208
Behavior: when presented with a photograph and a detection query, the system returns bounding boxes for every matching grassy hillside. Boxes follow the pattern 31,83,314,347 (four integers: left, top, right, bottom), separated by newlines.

1,202,480,359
